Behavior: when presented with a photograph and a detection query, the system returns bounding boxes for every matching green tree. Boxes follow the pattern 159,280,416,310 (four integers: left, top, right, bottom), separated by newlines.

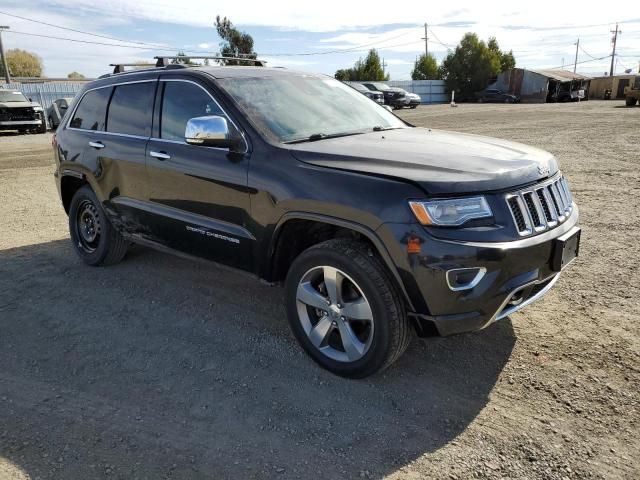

334,49,389,81
0,49,43,77
214,15,257,65
411,53,441,80
440,33,513,101
67,71,85,79
488,37,516,72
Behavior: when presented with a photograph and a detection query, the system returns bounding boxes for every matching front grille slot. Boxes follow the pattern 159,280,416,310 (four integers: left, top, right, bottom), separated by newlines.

506,174,573,236
508,197,527,232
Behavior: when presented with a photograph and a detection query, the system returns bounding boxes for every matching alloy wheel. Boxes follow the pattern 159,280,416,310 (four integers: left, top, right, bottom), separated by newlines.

296,266,374,362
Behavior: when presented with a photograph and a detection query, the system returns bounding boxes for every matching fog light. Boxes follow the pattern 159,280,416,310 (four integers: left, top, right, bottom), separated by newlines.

446,267,486,291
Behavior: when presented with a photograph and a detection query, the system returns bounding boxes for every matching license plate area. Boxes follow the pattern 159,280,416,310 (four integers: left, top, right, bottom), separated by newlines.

551,227,581,271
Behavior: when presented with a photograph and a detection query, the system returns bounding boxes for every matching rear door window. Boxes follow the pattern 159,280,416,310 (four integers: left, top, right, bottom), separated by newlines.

160,81,224,142
107,82,155,137
70,88,111,130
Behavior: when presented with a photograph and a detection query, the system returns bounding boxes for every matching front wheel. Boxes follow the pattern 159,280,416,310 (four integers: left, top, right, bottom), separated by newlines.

285,239,412,378
68,186,128,266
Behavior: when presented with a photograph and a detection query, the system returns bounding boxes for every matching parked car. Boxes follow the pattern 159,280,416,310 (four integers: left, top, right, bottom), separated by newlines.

477,89,520,103
53,63,580,378
361,82,408,109
47,97,74,129
0,88,46,134
349,82,384,104
403,91,421,109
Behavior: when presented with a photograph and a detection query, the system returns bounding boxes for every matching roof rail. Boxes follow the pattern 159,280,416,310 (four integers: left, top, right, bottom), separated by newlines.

109,63,158,74
154,56,267,67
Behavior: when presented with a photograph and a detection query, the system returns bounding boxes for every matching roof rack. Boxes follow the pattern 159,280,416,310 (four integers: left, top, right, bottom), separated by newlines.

154,56,267,67
109,63,158,74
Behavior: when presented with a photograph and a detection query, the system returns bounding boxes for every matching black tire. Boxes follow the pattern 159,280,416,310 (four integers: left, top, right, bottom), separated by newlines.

626,96,638,106
37,119,47,134
68,185,128,266
285,239,411,378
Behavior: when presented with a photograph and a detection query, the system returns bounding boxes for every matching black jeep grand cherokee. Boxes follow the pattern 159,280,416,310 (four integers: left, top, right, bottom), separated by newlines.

53,64,580,378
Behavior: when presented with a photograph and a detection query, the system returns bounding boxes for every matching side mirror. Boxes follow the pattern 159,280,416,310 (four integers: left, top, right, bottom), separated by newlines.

185,115,242,151
383,105,393,112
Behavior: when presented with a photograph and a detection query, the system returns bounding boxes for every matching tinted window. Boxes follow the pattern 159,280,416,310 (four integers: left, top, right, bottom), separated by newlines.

70,88,111,130
107,82,155,136
160,81,224,142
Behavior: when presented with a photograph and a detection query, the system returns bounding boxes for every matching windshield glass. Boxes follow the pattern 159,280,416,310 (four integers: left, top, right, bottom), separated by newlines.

0,91,28,102
218,75,406,143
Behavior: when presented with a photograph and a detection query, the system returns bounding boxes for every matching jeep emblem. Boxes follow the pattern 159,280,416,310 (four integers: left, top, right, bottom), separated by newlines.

538,165,550,176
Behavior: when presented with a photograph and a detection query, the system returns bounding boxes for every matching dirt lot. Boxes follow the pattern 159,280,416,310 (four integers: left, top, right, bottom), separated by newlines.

0,100,638,480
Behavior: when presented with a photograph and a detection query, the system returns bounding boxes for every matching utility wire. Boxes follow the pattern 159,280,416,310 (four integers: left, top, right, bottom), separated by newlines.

0,9,174,50
4,30,182,50
265,27,422,56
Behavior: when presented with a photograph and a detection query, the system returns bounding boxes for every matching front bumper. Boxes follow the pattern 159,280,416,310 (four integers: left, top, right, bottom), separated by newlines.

0,119,43,130
376,206,579,336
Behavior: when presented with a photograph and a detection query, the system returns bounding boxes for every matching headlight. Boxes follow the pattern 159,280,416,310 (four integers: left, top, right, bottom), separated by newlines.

409,196,493,226
32,106,43,112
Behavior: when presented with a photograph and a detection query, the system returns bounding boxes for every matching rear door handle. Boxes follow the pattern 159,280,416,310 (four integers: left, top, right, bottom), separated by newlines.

149,150,171,160
89,141,104,149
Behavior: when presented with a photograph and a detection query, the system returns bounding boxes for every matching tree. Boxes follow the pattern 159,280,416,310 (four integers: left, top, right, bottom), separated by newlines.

439,33,515,101
0,49,43,77
334,49,389,81
67,71,85,79
488,37,516,72
214,15,256,65
411,53,441,80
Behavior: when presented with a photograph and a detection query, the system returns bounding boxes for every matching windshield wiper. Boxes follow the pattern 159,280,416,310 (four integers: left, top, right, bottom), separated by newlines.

373,126,402,132
283,131,365,144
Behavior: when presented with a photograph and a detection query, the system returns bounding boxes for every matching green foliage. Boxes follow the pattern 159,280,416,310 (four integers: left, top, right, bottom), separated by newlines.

440,33,516,100
0,49,43,77
334,49,389,81
214,15,257,65
411,53,441,80
67,71,85,79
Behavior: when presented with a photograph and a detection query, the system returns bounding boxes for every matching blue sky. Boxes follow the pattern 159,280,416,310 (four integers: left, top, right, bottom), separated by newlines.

1,1,639,79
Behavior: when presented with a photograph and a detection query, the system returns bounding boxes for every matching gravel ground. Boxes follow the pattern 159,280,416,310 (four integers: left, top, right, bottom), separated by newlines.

0,100,638,480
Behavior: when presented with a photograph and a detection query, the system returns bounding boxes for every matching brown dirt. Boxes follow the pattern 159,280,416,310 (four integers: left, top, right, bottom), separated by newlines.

0,100,638,479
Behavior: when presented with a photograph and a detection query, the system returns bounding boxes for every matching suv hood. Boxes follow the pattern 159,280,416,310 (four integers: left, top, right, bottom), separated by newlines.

0,101,42,109
287,127,558,194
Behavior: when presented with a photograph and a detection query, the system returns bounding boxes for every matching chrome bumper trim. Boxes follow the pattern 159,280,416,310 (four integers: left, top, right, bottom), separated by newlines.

0,120,42,125
492,274,560,323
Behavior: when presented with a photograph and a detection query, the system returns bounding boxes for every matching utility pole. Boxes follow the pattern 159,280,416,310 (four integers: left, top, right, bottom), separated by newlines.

573,38,579,73
609,23,621,77
382,57,387,77
421,22,428,57
0,26,10,84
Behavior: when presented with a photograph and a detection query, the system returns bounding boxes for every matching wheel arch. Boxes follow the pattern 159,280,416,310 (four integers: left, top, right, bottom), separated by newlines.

267,212,415,312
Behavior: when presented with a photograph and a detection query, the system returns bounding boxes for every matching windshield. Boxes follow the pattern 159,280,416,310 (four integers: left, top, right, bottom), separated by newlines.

0,91,28,102
218,75,406,143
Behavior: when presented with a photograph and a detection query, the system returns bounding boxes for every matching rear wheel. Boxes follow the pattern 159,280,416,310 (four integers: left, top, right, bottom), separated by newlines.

68,186,128,266
285,239,411,378
626,96,638,106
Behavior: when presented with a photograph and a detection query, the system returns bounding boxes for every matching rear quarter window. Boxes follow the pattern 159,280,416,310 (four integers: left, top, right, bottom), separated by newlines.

106,82,155,137
69,88,111,131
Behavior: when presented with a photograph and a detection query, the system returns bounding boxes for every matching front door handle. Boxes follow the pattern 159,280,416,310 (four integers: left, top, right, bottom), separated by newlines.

149,150,171,160
89,141,104,149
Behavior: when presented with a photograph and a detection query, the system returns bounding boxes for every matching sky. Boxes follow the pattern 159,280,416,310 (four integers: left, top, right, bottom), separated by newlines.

0,1,639,79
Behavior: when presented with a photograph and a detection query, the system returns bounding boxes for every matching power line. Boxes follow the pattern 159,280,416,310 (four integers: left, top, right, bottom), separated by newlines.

4,30,181,51
265,27,422,56
0,9,174,50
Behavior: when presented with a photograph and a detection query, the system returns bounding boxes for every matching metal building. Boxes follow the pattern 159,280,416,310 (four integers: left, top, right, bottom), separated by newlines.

491,68,591,103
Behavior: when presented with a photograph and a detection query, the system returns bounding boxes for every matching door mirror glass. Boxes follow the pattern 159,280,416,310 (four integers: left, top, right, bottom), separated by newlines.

185,115,240,150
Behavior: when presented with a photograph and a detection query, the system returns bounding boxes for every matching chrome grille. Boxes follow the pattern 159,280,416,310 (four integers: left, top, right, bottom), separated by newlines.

506,176,573,236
